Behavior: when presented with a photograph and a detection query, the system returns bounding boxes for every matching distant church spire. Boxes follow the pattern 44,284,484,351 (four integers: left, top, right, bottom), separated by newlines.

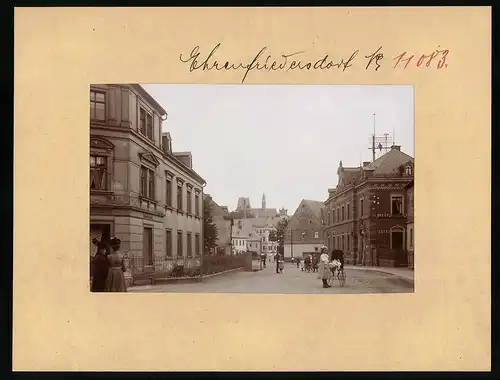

262,193,266,211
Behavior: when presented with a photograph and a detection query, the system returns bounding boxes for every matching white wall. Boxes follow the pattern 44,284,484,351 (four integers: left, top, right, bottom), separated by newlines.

232,238,248,253
283,243,324,258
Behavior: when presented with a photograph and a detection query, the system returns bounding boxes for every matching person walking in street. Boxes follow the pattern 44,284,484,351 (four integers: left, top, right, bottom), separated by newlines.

275,252,281,273
278,258,284,274
90,240,110,292
105,237,127,292
318,248,331,288
299,257,305,271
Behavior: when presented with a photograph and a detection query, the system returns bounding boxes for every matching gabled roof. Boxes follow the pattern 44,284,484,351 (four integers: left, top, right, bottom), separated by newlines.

364,147,414,176
302,199,324,219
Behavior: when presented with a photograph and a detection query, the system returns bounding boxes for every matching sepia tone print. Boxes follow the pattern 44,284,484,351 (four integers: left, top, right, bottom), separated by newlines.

89,83,414,294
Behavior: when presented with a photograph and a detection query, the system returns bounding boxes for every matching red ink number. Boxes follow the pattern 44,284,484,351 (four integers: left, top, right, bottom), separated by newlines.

393,47,449,69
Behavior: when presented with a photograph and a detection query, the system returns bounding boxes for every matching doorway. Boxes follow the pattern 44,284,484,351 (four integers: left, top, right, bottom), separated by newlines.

391,228,407,266
90,223,111,256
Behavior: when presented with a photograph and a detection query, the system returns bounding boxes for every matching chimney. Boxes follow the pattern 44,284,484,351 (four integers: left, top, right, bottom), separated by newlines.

161,132,171,155
391,145,401,151
173,152,193,169
363,161,370,167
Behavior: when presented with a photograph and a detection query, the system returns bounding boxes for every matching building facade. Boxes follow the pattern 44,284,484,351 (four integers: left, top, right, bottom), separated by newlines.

231,218,277,255
283,199,325,259
323,145,414,267
90,84,206,279
405,180,414,269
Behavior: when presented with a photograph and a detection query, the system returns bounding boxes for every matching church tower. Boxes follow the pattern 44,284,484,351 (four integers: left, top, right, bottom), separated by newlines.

261,193,266,211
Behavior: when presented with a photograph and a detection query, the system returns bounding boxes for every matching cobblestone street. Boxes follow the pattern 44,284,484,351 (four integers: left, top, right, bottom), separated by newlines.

129,261,414,294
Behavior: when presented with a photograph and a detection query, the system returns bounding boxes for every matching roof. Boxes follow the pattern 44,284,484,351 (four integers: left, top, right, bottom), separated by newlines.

301,199,324,219
207,197,230,217
251,208,278,218
130,84,167,116
364,147,414,176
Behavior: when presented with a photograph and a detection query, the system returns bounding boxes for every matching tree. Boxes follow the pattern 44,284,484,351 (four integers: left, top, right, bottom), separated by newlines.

268,229,278,242
276,217,290,255
203,196,219,254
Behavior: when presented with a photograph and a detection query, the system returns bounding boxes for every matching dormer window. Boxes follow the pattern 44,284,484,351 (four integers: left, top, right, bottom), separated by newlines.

405,164,413,176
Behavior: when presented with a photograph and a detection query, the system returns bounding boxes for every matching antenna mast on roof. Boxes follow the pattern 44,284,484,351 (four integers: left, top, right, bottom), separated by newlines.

368,113,393,160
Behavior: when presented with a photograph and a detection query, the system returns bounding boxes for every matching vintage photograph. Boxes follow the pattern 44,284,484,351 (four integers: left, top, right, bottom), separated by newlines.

89,84,414,294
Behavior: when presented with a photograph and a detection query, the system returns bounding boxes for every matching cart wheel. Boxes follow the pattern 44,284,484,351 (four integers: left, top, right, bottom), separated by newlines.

327,275,334,287
338,271,346,287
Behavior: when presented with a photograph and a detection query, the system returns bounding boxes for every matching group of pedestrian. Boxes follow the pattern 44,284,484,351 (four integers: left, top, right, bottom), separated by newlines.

90,237,128,292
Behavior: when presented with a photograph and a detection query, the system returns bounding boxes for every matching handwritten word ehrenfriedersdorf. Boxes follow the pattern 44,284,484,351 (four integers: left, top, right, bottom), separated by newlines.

179,43,384,83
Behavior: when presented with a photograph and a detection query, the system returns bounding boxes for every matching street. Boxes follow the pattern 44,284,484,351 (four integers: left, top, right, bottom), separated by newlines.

129,261,414,294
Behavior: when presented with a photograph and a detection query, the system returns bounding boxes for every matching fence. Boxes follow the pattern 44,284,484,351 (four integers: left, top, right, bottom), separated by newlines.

127,256,202,279
126,254,247,280
200,254,246,275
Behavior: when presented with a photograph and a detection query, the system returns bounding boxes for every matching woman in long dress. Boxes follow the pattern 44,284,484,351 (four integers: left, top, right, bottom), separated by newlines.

318,248,331,288
91,241,110,292
105,237,127,292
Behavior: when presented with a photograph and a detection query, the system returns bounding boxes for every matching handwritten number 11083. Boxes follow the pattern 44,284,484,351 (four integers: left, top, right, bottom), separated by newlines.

393,47,449,69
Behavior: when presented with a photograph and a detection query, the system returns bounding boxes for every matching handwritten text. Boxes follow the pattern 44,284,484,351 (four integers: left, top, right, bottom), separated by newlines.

179,44,384,83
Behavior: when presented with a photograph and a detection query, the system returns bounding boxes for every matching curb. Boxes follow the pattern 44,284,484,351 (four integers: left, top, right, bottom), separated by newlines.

129,267,245,287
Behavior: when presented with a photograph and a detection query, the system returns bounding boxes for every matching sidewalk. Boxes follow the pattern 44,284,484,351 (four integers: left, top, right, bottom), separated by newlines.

345,265,414,281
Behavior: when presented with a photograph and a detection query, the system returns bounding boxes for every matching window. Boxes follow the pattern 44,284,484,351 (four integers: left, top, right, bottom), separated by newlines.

347,234,350,251
187,187,193,214
347,203,350,219
341,206,345,221
146,113,153,140
360,199,364,217
263,246,266,251
90,90,106,121
195,233,200,256
391,195,404,215
195,192,200,216
166,230,172,257
409,228,413,248
177,183,183,211
327,211,331,225
140,166,155,199
342,235,345,251
90,155,107,190
332,209,335,224
139,108,146,135
187,232,192,258
406,164,413,176
166,177,172,207
177,231,183,257
143,227,153,265
337,208,340,222
314,232,319,239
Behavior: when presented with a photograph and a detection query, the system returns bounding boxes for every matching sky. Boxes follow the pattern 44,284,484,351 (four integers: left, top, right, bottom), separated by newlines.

141,84,414,214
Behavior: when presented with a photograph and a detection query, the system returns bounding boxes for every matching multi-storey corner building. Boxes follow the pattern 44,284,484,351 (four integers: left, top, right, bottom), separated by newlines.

323,145,414,267
89,84,206,277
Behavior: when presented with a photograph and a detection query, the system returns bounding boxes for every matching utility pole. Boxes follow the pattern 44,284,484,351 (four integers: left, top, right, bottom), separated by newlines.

290,229,293,259
372,113,376,162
